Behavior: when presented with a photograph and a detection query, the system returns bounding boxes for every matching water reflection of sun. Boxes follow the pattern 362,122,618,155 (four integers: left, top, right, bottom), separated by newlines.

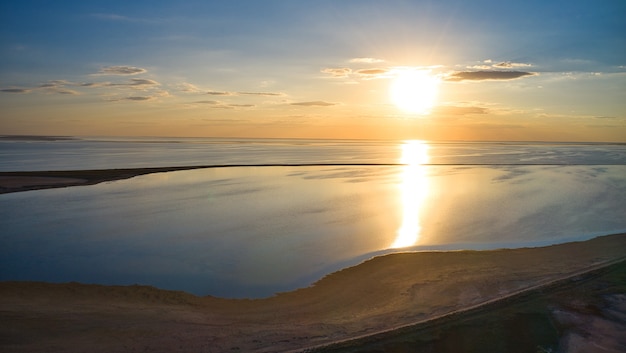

391,141,430,248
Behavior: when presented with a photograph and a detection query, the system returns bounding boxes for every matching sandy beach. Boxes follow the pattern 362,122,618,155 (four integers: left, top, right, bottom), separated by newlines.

1,170,625,352
1,231,625,352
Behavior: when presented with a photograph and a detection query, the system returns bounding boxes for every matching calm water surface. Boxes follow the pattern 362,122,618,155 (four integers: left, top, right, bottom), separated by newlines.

1,138,625,297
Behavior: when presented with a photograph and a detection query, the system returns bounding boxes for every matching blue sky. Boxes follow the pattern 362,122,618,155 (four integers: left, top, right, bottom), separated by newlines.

1,0,625,141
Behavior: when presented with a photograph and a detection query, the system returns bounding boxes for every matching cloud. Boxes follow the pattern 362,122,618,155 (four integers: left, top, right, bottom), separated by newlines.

38,80,72,88
91,13,161,25
192,100,255,109
467,60,532,70
107,89,168,102
467,65,493,70
238,91,284,96
92,13,135,21
34,81,82,95
108,78,160,88
350,57,385,64
321,67,352,78
48,89,80,95
206,90,284,97
290,101,337,107
194,100,221,104
1,83,79,95
355,68,389,76
109,96,155,102
97,66,148,76
0,88,31,93
78,82,109,87
124,96,153,101
206,91,233,96
177,83,204,93
446,70,536,81
493,61,532,68
434,105,489,115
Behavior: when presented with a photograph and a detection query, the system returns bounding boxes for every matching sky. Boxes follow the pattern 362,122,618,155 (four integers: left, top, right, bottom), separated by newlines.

1,0,625,141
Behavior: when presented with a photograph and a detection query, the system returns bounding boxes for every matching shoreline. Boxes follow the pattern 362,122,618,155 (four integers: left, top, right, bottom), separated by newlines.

1,163,619,194
2,233,625,352
2,167,625,351
299,255,626,352
0,166,218,193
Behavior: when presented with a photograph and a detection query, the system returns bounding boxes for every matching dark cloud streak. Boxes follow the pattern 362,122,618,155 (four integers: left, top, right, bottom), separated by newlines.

97,66,147,76
290,101,336,107
0,88,31,93
107,78,160,87
446,70,535,81
206,91,283,97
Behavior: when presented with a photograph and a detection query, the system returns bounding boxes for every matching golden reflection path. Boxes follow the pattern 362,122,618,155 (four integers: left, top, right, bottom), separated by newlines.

391,141,430,248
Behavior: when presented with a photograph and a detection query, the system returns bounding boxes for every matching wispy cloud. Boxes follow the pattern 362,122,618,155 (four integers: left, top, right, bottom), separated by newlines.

206,90,284,97
239,91,284,96
290,101,337,107
90,13,160,25
1,66,163,100
116,96,154,101
594,116,619,120
446,70,536,81
192,100,255,109
321,67,352,78
467,60,533,70
1,83,79,95
355,68,389,76
96,66,148,76
349,57,385,64
35,80,82,95
194,100,221,104
0,88,31,93
466,65,492,70
493,61,533,68
433,105,489,115
47,88,80,95
92,13,134,21
206,91,233,96
106,89,169,102
177,83,204,93
323,65,424,80
108,78,160,88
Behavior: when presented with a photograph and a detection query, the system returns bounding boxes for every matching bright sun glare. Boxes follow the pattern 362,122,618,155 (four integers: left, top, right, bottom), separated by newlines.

390,70,440,115
391,141,430,249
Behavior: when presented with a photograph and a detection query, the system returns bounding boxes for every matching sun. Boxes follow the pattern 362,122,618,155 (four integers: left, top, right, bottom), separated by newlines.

390,70,440,114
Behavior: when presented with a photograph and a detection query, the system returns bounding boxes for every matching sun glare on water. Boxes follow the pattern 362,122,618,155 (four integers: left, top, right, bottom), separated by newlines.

390,70,440,115
391,141,430,248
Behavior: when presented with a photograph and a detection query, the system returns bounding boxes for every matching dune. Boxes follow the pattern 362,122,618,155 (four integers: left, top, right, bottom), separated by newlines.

1,233,625,352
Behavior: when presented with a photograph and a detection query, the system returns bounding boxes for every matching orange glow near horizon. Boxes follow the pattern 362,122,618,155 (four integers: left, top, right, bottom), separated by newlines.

391,140,430,248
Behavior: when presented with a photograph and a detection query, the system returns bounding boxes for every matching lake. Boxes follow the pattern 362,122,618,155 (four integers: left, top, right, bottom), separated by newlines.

1,137,625,297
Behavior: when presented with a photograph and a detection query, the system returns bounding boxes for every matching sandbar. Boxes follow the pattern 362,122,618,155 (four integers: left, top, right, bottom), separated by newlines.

1,233,625,352
0,167,209,193
0,163,403,194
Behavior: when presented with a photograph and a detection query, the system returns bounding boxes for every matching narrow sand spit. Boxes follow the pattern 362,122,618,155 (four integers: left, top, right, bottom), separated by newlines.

0,176,87,189
0,167,207,193
0,163,404,193
1,233,625,352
